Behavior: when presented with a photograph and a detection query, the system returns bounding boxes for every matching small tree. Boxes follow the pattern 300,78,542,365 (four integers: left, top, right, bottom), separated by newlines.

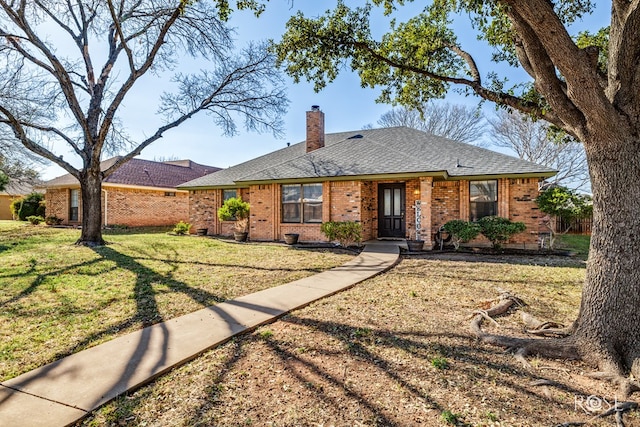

218,198,250,233
477,216,526,249
10,192,45,221
536,186,592,249
442,220,481,250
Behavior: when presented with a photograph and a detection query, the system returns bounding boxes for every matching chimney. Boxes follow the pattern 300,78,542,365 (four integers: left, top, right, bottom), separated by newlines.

306,105,325,152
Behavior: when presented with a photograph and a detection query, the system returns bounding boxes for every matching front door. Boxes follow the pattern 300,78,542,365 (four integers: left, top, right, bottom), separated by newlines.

378,184,406,238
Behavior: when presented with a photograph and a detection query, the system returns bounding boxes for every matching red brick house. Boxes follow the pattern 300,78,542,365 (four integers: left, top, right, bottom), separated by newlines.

43,157,219,227
179,106,556,249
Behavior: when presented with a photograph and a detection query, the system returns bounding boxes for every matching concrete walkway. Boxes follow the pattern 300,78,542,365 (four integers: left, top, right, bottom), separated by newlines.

0,240,402,427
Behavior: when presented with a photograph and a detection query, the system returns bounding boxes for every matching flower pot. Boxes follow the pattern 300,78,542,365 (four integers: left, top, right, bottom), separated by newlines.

284,233,299,245
233,231,248,242
196,228,208,236
406,240,424,252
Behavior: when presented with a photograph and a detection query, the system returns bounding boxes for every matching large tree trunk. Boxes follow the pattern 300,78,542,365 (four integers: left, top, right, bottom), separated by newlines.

76,168,105,246
574,133,640,381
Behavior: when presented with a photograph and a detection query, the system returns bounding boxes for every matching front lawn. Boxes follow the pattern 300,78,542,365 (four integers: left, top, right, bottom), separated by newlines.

78,253,608,427
0,221,354,381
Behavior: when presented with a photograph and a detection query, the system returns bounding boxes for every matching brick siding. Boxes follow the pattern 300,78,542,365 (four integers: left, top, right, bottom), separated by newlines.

46,186,190,227
188,177,542,248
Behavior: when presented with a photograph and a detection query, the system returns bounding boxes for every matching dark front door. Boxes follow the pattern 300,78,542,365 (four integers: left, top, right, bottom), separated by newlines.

378,184,406,238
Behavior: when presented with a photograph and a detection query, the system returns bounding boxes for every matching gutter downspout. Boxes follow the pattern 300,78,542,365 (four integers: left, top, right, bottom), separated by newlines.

102,189,108,227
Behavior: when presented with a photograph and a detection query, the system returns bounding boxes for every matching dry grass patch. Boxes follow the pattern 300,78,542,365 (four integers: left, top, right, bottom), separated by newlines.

0,221,353,381
77,252,634,427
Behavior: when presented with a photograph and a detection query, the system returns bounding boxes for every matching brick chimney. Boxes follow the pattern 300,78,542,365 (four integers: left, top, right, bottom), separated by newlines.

306,105,325,152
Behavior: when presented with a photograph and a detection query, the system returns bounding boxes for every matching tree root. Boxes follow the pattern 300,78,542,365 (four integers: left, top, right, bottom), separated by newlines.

521,312,572,337
471,291,640,424
589,401,638,427
470,291,580,361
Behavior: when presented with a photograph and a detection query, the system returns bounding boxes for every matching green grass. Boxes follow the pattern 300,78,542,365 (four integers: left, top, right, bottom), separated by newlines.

557,234,590,259
0,221,354,381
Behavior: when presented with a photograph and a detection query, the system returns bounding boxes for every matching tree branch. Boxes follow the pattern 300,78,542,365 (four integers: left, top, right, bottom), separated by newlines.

0,1,91,143
97,5,183,154
0,106,80,177
502,0,619,132
349,40,564,128
505,8,586,135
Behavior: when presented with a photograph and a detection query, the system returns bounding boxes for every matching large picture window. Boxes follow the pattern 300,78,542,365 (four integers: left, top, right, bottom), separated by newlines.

282,183,323,223
69,189,79,221
470,180,497,221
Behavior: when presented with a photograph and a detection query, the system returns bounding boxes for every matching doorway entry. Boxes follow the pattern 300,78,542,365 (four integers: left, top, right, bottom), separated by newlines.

378,184,406,238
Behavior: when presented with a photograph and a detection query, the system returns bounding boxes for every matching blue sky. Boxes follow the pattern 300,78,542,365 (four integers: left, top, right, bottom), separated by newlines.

41,1,608,180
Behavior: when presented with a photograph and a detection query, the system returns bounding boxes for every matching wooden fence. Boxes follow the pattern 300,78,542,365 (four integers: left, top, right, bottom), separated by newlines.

555,216,593,235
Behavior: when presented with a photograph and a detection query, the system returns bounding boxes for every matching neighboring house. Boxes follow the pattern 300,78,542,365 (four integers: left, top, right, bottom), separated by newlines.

0,182,36,220
43,158,220,227
179,106,556,249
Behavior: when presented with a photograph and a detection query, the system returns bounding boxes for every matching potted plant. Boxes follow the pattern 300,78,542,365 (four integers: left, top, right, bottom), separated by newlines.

405,228,424,252
284,233,299,245
217,197,250,242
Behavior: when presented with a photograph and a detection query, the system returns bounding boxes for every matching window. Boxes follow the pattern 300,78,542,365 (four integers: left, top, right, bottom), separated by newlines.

470,180,497,221
282,183,323,223
223,189,237,202
69,189,79,221
164,192,176,197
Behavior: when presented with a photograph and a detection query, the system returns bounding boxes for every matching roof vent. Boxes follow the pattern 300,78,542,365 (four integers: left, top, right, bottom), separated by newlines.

348,134,363,139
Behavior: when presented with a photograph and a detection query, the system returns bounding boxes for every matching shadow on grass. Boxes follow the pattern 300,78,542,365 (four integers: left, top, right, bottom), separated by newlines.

86,315,597,426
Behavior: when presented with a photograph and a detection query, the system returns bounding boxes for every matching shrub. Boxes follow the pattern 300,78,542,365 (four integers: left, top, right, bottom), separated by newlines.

320,221,362,248
10,192,45,220
217,197,250,232
478,216,526,249
173,220,191,235
26,215,44,225
442,220,481,250
45,215,63,225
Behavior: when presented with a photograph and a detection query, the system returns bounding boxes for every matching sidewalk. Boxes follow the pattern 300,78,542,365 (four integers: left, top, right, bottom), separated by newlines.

0,240,402,427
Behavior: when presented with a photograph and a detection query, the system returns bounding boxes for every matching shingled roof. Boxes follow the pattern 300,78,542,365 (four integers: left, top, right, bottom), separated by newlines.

43,157,220,189
179,126,556,189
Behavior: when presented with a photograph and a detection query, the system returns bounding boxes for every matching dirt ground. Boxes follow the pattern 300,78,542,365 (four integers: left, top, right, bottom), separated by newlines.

79,252,639,427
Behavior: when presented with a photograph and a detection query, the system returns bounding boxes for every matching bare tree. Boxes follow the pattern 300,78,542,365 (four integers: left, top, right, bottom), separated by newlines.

489,110,590,191
375,102,486,144
0,1,287,245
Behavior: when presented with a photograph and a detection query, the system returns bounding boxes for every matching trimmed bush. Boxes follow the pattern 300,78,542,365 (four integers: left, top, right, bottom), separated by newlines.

45,215,63,225
442,220,481,250
218,197,250,232
173,221,191,235
26,215,44,225
10,192,45,220
477,216,526,249
320,221,362,248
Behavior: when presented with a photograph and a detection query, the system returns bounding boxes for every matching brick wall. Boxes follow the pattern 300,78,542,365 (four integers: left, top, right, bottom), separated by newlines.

45,188,74,223
0,195,16,220
431,181,461,234
507,178,542,247
187,176,542,247
249,184,275,241
46,186,190,227
360,181,377,241
189,189,219,235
